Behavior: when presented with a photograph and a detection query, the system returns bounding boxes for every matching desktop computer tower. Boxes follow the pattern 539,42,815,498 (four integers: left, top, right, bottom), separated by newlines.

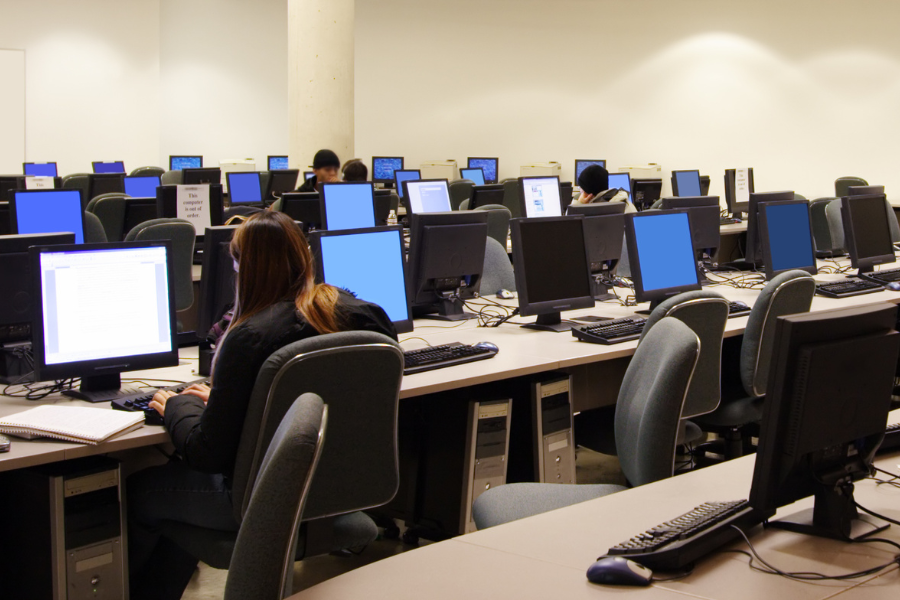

419,160,458,181
461,399,513,534
0,456,128,599
618,164,662,180
520,162,562,178
532,376,576,484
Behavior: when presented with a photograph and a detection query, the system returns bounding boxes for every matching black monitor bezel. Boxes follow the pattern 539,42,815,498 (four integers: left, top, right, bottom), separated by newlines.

745,191,795,264
88,173,126,200
625,210,702,305
582,213,625,272
631,179,663,210
469,184,505,210
279,192,322,231
197,225,239,337
671,170,702,197
319,182,377,231
10,189,86,243
23,162,58,177
459,167,486,186
566,202,627,217
840,194,895,272
225,171,264,205
392,169,421,199
758,199,818,280
265,169,300,200
401,178,451,215
169,155,203,170
467,157,499,184
267,155,289,171
91,161,126,174
847,185,885,197
371,156,405,184
182,167,222,186
517,175,562,219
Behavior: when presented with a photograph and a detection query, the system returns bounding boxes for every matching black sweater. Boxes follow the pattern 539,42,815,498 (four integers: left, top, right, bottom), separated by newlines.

164,291,396,478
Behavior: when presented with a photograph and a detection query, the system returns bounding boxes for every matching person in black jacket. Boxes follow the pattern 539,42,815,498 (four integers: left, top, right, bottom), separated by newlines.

296,148,341,192
127,211,396,600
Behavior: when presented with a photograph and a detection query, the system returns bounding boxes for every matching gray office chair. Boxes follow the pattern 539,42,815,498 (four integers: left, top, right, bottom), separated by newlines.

501,179,522,218
82,211,108,243
473,318,700,529
125,218,196,312
793,192,808,202
474,203,511,248
835,176,867,198
86,193,129,242
130,166,164,178
809,198,842,257
224,206,264,224
388,192,399,215
481,237,516,295
693,270,815,458
61,173,91,206
224,393,327,600
161,170,184,185
449,179,475,211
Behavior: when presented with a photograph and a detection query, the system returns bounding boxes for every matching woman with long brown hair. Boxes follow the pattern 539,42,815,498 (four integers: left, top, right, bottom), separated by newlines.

127,211,395,600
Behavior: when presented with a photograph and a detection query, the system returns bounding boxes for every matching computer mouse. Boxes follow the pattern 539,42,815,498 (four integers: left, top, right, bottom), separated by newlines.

474,341,499,353
497,289,515,299
887,282,900,291
586,556,653,586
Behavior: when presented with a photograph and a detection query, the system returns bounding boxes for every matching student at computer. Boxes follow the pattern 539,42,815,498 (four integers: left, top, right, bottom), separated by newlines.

296,148,341,192
573,164,635,213
342,158,368,182
126,211,396,600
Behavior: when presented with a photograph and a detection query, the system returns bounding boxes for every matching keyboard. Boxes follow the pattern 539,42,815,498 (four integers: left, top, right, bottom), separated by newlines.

403,342,497,375
878,422,900,454
604,500,769,571
720,217,742,225
728,301,751,318
111,377,210,426
815,279,884,298
864,268,900,284
572,317,646,345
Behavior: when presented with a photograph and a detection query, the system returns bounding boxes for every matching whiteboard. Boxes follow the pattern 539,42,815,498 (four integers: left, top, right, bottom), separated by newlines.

0,49,25,174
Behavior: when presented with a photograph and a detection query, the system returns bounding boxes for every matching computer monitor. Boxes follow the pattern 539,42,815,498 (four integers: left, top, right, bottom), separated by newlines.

459,168,486,186
582,214,625,300
469,184,505,210
92,161,125,174
631,179,663,211
467,157,499,184
122,198,160,239
169,155,203,170
758,200,817,280
197,225,238,339
625,211,701,311
407,211,488,320
559,182,574,213
0,203,10,236
749,303,900,541
124,175,161,199
566,203,626,217
510,215,595,331
156,184,225,235
183,167,222,185
373,190,392,226
279,192,322,232
88,173,126,200
267,155,289,171
320,182,376,230
840,194,895,273
310,226,413,334
518,176,562,218
848,185,885,196
393,169,421,200
574,160,606,183
607,172,632,203
372,157,404,184
402,179,452,214
30,241,178,401
226,172,263,205
11,190,85,244
23,162,58,177
724,168,755,219
745,191,795,265
0,176,24,202
304,171,315,181
265,169,299,200
659,196,721,258
671,170,702,197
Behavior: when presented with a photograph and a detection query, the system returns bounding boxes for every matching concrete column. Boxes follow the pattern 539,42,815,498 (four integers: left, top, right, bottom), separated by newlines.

287,0,354,170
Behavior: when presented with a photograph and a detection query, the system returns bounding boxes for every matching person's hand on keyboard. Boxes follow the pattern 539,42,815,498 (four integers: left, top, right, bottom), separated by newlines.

181,384,211,404
149,390,178,416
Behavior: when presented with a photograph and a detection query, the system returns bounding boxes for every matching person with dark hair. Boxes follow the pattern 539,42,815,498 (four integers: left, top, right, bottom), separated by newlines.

297,148,341,192
573,164,635,213
342,158,368,182
126,211,395,600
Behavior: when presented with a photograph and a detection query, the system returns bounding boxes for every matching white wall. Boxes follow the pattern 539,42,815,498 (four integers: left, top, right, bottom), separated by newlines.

0,50,26,173
355,0,900,199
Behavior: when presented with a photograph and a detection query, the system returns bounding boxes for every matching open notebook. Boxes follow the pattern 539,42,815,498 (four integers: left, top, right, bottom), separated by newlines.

0,406,144,445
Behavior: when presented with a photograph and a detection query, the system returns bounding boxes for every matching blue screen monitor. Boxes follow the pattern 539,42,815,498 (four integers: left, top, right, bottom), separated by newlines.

575,159,606,182
672,170,702,197
311,226,413,333
459,168,486,186
268,155,289,171
170,156,203,170
625,211,701,309
92,161,125,174
467,158,498,184
23,162,58,177
758,200,817,280
11,189,85,244
372,157,404,183
402,179,452,214
607,172,632,203
226,172,263,204
124,175,161,198
394,170,421,199
320,182,376,230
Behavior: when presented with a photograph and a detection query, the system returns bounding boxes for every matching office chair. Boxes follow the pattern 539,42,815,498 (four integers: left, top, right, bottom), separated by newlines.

448,179,475,211
161,170,184,185
82,211,108,243
809,198,842,257
224,393,328,600
86,193,129,242
693,270,815,459
125,218,196,312
473,318,699,529
130,166,164,178
388,191,400,215
835,176,867,198
61,173,91,207
473,203,511,248
501,179,522,218
481,237,516,295
224,206,264,223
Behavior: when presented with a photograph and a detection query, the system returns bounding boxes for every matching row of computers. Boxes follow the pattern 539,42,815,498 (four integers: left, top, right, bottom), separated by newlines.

19,156,296,177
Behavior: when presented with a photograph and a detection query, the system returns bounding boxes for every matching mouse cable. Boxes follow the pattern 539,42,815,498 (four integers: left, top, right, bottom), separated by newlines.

399,337,433,347
649,567,693,582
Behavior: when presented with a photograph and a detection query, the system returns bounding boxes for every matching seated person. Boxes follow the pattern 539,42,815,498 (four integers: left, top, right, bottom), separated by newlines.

127,211,396,600
297,148,341,192
342,158,368,182
573,164,635,213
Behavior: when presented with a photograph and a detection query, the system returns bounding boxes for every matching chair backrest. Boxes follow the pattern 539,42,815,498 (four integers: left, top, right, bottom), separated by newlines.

82,211,108,243
224,206,264,223
448,179,475,211
501,179,521,218
225,394,327,600
473,203,511,248
809,197,840,257
835,176,867,198
230,330,403,524
61,173,91,207
86,193,129,242
639,290,729,418
161,170,184,185
824,198,845,253
649,199,664,210
883,197,900,244
740,270,815,397
130,166,164,178
480,237,516,295
615,317,700,487
125,218,196,311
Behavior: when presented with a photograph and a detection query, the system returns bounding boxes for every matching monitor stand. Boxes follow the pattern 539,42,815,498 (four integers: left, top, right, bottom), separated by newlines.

590,276,615,301
521,312,572,332
766,484,889,542
420,297,477,321
63,373,144,403
634,298,664,316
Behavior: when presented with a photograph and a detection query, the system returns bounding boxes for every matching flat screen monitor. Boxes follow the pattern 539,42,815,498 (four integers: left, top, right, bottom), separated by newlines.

197,226,238,338
660,196,721,253
121,198,160,239
267,155,289,171
373,190,392,226
746,191,795,265
30,241,178,400
724,168,755,218
758,200,817,280
156,184,225,235
320,182,376,230
459,168,486,186
92,161,125,174
279,192,322,232
170,156,203,170
124,175,161,199
467,157,498,184
469,184,505,210
310,226,413,334
566,203,626,217
575,160,606,183
848,185,885,196
23,162,58,177
372,157,404,183
0,202,9,236
304,171,315,181
631,179,663,211
183,167,221,185
672,170,702,197
226,172,263,204
402,179,452,214
407,211,488,320
518,176,562,218
582,214,625,300
89,173,125,200
607,172,632,203
393,169,421,199
0,176,24,203
265,169,299,200
840,194,895,273
11,190,85,244
510,215,595,331
625,211,701,310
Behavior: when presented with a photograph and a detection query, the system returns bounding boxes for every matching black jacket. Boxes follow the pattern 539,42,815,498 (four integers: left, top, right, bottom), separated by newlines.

296,175,318,193
164,291,396,478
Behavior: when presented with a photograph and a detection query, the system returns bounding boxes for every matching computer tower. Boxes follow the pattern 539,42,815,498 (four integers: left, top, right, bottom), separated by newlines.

419,160,458,181
520,162,562,178
461,399,513,533
533,376,576,484
618,164,662,180
1,456,128,600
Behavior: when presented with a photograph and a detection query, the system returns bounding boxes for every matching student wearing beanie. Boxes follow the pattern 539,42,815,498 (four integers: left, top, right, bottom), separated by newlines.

572,164,635,213
297,149,341,192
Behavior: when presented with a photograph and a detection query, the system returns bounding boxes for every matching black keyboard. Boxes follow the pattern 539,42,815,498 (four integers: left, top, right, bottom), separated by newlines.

604,500,769,571
815,279,884,298
403,342,497,375
720,217,742,225
864,268,900,284
572,317,646,345
111,378,210,426
879,423,900,454
728,301,751,318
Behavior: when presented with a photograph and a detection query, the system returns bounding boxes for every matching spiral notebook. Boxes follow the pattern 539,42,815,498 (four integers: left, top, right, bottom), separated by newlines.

0,406,145,445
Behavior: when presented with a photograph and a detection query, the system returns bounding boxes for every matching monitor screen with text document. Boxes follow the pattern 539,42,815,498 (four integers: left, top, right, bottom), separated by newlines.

519,176,562,218
12,189,85,244
404,179,452,213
